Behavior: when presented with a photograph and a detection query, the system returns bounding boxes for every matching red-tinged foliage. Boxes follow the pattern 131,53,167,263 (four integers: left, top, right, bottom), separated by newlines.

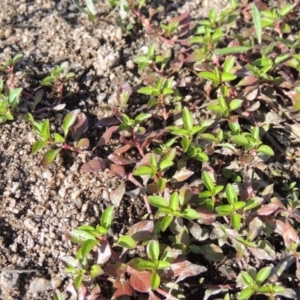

129,270,152,293
108,153,135,165
113,278,133,299
127,220,154,242
170,260,207,282
109,164,126,178
93,125,119,149
81,158,106,173
96,240,112,265
95,117,120,127
71,112,89,141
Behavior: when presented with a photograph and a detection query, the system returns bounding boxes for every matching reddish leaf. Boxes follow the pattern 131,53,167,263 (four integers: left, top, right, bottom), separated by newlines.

130,270,151,293
114,144,132,155
172,168,194,182
104,262,127,278
96,240,112,264
110,183,126,208
109,164,126,178
127,220,154,242
93,125,119,149
248,247,275,260
237,75,259,86
113,279,133,298
170,260,207,282
95,117,120,127
78,284,88,299
257,202,281,215
196,208,217,225
75,138,90,150
81,158,106,173
71,112,89,141
108,153,134,165
283,219,299,247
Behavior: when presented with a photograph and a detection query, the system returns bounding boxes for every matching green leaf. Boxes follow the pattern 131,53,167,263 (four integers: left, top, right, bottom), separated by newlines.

159,160,173,171
138,260,155,269
229,99,243,111
53,290,64,300
231,213,242,230
81,239,98,260
133,166,154,176
238,287,255,300
157,261,170,269
221,72,237,82
135,113,152,123
90,265,104,278
42,148,60,169
257,145,274,156
54,133,65,143
231,135,249,146
256,266,271,284
243,198,261,211
234,201,246,210
150,154,157,170
22,112,35,124
279,5,294,17
181,137,191,152
252,4,262,44
198,71,217,82
117,235,137,249
74,274,83,290
148,196,168,209
202,171,215,193
215,47,250,55
148,240,160,262
182,107,193,132
181,208,199,219
251,126,260,141
101,206,114,230
223,56,236,73
150,272,160,290
12,53,23,65
169,192,179,211
216,204,233,216
207,104,223,112
41,76,54,86
70,229,96,243
62,109,80,137
161,215,173,231
226,184,237,205
32,140,48,154
241,271,254,285
41,119,50,140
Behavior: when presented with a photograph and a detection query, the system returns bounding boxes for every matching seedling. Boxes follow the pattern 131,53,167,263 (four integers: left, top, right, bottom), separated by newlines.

41,65,74,103
0,80,22,124
136,240,170,290
73,0,96,22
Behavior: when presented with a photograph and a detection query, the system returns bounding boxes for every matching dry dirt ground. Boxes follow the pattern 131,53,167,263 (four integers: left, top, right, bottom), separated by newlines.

0,0,231,299
0,0,298,299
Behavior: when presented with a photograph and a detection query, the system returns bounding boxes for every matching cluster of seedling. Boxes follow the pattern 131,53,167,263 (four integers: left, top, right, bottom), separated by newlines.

1,0,300,299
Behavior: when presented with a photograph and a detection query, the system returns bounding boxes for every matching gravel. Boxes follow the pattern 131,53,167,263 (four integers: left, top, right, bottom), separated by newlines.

0,0,295,299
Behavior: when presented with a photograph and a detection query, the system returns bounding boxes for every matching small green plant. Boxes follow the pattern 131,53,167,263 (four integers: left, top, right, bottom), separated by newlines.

24,109,88,168
148,191,199,232
41,66,74,103
136,240,170,290
237,266,289,300
0,53,23,87
0,80,22,124
62,206,114,288
73,0,96,22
